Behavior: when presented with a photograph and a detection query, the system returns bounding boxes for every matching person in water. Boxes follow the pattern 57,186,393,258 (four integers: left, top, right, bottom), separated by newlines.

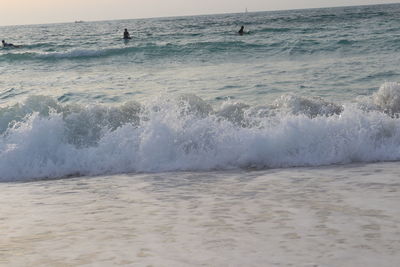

123,29,131,39
238,26,245,35
2,40,20,48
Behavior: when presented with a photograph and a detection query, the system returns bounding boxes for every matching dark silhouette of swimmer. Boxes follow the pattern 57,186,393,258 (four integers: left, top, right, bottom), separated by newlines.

238,26,245,35
123,29,131,39
2,40,20,48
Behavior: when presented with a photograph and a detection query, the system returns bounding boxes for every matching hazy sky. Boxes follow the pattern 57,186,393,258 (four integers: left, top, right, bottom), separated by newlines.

0,0,397,26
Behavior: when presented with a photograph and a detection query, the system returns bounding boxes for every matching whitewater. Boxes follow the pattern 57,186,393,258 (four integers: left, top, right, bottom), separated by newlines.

1,4,400,266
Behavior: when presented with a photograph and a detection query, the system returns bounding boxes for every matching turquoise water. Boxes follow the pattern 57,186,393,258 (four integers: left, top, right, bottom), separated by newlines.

2,4,400,104
2,4,400,181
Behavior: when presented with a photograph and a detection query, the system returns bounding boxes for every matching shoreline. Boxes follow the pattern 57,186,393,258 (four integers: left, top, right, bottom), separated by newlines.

1,161,399,266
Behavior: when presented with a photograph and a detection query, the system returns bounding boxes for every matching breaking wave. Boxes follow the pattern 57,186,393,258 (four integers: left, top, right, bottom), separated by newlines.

1,82,400,181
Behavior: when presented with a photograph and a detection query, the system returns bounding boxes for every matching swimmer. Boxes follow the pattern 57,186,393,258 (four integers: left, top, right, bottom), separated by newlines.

123,29,131,39
238,26,250,35
238,26,245,35
2,40,20,48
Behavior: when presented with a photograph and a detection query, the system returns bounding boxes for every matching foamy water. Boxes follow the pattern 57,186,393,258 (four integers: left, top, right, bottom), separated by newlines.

1,163,399,266
2,82,400,181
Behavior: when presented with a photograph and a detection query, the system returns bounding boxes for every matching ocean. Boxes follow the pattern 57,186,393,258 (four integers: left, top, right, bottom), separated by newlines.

1,3,400,266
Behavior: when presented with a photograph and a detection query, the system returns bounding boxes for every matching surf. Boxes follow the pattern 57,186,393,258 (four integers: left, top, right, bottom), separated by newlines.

1,82,400,182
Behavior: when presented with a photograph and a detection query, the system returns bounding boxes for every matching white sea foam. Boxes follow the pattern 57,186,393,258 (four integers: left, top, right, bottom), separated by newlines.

2,84,400,181
372,82,400,113
38,49,106,59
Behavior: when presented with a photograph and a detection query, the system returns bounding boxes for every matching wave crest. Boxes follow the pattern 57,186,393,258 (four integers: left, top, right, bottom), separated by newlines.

2,89,400,181
372,82,400,114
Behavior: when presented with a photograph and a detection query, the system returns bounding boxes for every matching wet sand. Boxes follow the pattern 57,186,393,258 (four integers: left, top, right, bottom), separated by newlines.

1,162,399,266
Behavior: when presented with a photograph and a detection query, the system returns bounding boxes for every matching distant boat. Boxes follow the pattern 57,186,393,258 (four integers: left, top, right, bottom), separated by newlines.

245,8,248,13
75,20,84,23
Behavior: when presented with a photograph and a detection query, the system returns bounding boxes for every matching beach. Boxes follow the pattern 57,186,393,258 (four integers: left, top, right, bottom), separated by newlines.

1,162,399,266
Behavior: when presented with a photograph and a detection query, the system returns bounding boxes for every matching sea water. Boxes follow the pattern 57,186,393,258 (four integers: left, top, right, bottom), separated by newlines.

1,4,400,266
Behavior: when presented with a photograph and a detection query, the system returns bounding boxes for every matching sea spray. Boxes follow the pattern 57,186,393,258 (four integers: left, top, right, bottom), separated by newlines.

2,85,400,181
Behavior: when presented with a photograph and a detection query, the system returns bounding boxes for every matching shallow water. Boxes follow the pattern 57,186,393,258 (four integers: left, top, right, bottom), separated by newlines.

1,163,399,266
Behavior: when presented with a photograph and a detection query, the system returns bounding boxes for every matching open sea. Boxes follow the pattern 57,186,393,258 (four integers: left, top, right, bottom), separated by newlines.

1,4,400,266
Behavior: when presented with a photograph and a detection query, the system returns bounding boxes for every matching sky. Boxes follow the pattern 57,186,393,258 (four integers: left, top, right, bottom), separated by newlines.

0,0,397,26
